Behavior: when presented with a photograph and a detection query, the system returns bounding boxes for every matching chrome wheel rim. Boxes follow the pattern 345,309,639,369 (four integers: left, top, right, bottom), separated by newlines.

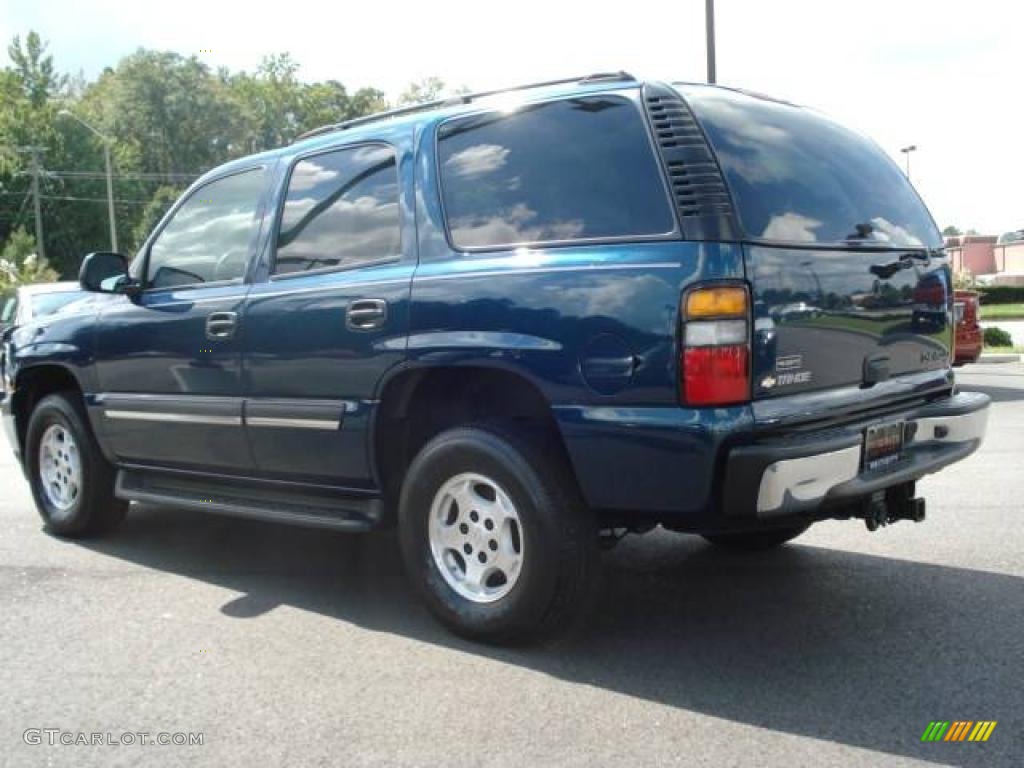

38,423,81,517
428,472,525,604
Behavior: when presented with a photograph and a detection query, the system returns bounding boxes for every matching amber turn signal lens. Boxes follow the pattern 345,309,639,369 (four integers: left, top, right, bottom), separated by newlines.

685,286,749,319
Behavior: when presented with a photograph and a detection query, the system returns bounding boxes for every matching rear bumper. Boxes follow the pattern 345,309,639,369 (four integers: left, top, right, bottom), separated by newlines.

722,391,989,519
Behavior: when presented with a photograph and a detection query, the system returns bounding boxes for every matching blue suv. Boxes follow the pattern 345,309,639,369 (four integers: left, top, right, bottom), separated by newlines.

1,73,990,643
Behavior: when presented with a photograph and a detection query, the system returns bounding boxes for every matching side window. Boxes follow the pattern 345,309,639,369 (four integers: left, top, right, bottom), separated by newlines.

146,168,266,289
1,296,15,324
437,96,675,250
273,144,401,275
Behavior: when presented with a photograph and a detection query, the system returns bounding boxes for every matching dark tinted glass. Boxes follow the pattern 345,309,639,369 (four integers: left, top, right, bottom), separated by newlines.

438,96,674,249
678,85,942,249
274,145,401,275
147,168,266,289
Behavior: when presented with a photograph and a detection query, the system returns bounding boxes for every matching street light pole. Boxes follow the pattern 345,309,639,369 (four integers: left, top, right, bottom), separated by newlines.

58,109,118,252
102,141,117,252
900,144,917,181
706,0,717,84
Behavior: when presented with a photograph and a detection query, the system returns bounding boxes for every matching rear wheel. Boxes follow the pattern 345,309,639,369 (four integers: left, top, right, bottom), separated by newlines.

25,392,127,537
702,524,809,551
398,425,599,644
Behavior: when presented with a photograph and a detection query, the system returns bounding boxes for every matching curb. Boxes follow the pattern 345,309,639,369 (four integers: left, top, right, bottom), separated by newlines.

975,354,1022,364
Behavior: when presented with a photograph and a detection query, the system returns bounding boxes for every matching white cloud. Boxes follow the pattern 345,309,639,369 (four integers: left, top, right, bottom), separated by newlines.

761,213,822,242
444,143,510,177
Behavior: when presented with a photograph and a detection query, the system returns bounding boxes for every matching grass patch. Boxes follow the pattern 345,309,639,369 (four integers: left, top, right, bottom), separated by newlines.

982,345,1024,354
979,303,1024,320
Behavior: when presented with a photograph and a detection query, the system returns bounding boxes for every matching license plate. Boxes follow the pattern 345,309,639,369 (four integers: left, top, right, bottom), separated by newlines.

864,421,905,470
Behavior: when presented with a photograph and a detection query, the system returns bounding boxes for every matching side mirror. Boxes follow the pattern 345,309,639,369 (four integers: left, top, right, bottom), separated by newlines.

79,252,138,295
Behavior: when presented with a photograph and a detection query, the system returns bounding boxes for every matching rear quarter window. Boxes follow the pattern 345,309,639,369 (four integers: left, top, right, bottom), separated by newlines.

677,85,942,249
437,95,675,250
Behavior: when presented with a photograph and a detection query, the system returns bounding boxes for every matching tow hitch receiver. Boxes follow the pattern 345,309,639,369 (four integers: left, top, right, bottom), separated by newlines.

862,484,926,531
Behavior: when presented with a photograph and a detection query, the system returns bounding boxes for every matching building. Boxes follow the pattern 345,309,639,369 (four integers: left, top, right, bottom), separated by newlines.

946,234,1024,284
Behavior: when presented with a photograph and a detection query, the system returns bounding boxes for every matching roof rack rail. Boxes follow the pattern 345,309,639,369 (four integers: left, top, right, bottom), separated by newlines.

293,71,636,143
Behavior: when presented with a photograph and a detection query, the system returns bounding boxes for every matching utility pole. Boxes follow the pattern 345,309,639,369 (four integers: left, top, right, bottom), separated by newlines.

14,146,47,262
706,0,717,84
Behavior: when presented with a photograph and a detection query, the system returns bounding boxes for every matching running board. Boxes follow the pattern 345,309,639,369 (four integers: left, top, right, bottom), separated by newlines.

116,468,382,532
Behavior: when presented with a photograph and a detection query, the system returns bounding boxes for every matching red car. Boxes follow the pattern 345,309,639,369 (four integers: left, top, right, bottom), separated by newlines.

954,290,982,365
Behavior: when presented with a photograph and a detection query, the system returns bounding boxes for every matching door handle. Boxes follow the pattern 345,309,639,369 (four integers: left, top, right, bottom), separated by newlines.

205,311,238,340
346,299,388,331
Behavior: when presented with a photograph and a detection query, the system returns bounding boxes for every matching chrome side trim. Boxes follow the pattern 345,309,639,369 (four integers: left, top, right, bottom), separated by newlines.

757,446,862,514
246,416,339,431
104,410,242,426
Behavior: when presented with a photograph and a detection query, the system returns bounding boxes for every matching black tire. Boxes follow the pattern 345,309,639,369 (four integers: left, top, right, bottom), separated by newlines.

398,424,599,644
25,391,127,538
702,524,810,551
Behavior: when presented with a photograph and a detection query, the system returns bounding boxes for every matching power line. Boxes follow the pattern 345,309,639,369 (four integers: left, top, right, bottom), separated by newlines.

39,193,150,205
44,170,200,181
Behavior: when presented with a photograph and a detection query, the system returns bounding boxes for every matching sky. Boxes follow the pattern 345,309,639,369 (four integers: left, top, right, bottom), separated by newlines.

2,0,1021,235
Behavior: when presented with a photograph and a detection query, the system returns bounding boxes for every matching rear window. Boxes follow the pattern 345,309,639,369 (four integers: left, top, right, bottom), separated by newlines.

677,85,942,249
437,95,675,249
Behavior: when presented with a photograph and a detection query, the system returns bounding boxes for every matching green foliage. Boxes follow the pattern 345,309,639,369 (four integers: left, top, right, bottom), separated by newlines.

983,326,1013,348
0,30,438,280
978,285,1024,304
942,225,961,237
0,227,59,288
130,185,183,252
7,32,66,107
398,76,447,105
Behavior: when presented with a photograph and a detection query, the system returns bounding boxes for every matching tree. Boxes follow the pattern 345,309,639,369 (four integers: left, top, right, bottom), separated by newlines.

0,31,421,278
398,76,446,106
7,32,65,107
942,225,961,237
130,185,183,252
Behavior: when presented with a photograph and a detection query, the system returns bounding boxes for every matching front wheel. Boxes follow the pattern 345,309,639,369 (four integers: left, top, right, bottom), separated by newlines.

25,392,127,537
398,425,599,644
701,523,810,551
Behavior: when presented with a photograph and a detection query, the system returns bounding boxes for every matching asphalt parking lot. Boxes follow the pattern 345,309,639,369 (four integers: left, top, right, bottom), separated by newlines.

1,364,1021,768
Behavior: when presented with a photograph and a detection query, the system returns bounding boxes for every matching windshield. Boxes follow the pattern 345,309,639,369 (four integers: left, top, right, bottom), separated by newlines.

676,85,942,249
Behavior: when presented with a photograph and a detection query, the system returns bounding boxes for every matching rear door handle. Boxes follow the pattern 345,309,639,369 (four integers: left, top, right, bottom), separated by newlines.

346,299,388,331
205,311,238,340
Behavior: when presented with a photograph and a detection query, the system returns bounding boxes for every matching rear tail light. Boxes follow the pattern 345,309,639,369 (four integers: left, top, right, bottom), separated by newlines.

966,295,979,324
681,284,751,406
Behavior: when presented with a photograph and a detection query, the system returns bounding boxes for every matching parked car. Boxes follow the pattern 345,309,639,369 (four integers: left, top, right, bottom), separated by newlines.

1,282,87,395
1,74,990,643
954,289,983,365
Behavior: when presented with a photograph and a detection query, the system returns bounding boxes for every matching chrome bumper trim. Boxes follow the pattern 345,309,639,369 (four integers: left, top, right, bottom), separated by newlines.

756,402,989,515
757,446,861,514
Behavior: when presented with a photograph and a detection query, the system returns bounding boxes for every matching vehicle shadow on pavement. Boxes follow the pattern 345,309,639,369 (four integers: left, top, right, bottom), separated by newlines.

81,505,1022,767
